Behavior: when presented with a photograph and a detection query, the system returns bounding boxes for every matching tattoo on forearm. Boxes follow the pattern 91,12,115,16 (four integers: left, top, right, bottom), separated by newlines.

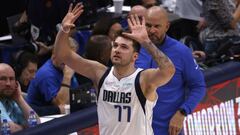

142,41,172,69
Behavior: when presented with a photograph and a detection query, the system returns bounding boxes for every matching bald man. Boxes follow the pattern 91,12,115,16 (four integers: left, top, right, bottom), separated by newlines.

0,63,40,133
129,5,147,18
135,6,206,135
122,5,147,30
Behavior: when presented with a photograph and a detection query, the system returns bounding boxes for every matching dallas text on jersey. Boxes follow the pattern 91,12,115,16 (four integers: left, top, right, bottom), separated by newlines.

103,90,131,103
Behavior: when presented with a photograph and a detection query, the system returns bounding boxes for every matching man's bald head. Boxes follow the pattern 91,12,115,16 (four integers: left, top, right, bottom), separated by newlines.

130,5,147,18
147,6,169,23
0,63,15,73
145,6,170,45
0,63,16,98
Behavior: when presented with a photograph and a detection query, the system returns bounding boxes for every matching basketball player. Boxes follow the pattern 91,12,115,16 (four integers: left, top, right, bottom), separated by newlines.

54,3,175,135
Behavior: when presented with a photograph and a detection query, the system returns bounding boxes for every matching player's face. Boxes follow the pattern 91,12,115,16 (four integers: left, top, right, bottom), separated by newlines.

111,37,137,66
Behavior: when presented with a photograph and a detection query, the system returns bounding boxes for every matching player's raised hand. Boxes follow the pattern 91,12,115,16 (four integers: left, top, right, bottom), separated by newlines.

61,3,84,33
123,14,150,44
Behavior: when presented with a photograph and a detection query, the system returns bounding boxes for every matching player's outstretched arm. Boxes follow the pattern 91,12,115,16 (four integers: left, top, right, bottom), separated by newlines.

54,3,107,84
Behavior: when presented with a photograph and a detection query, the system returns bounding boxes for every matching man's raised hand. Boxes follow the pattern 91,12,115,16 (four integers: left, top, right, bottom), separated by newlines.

61,3,84,33
123,14,150,44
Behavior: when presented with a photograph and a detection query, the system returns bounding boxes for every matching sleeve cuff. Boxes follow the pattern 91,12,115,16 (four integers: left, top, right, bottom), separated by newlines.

180,104,191,115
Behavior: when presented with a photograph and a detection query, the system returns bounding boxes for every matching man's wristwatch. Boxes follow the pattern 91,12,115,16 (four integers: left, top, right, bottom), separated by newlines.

179,108,187,116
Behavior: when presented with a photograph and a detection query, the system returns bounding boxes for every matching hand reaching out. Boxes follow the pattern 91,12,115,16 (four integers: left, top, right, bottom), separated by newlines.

123,14,150,44
61,3,84,33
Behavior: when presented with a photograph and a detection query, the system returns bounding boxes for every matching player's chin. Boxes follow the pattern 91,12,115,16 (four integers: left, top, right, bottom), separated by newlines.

111,57,120,62
112,60,121,66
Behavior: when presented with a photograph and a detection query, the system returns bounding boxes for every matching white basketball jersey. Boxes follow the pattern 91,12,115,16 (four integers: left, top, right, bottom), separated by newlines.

97,67,157,135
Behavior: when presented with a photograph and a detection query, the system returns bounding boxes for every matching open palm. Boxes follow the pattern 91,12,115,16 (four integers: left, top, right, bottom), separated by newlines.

123,15,149,44
62,3,84,31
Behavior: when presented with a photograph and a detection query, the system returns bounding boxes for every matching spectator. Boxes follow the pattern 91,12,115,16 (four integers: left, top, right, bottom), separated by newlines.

129,5,147,18
202,0,240,57
27,37,79,116
121,5,147,32
92,16,122,41
179,36,206,63
76,35,112,97
135,6,206,135
0,63,40,133
84,35,112,66
13,51,38,93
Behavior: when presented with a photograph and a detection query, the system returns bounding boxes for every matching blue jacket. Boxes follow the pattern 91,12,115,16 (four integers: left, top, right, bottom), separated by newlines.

135,36,206,134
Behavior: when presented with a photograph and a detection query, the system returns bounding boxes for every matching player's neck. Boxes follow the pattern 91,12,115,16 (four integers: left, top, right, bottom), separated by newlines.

113,65,136,81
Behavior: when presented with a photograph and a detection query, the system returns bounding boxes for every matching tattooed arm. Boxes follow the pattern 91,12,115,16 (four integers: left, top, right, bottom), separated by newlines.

141,39,173,73
139,36,175,92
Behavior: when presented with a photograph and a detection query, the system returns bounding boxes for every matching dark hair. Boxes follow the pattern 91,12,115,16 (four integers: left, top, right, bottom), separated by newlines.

91,16,121,36
117,30,141,53
14,51,38,78
84,35,112,64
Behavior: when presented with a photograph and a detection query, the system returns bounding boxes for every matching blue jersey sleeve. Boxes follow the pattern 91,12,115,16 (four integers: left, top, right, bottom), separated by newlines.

180,49,206,114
